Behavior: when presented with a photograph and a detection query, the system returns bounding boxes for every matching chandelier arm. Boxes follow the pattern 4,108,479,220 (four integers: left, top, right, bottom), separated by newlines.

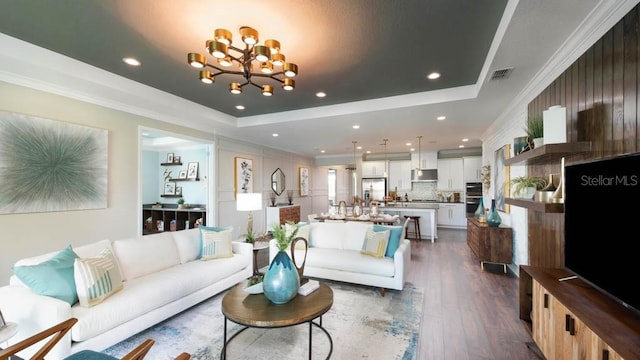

204,65,246,77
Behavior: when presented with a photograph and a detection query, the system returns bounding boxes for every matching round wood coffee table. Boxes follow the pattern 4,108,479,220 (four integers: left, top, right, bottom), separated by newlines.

221,282,334,359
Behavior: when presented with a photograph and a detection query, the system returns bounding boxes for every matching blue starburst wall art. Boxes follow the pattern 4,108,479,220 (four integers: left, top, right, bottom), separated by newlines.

0,111,108,214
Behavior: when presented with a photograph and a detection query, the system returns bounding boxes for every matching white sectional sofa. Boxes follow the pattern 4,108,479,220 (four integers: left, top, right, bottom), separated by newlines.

0,228,252,360
269,221,411,295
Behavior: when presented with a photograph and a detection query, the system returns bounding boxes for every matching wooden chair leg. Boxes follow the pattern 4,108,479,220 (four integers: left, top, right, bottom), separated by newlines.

380,287,386,296
175,353,191,360
121,338,155,360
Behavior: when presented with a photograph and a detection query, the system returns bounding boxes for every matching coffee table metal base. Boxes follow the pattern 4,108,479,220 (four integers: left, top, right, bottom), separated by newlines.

221,315,333,359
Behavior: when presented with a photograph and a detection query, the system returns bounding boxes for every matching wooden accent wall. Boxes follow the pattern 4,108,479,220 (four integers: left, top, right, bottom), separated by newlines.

526,4,640,267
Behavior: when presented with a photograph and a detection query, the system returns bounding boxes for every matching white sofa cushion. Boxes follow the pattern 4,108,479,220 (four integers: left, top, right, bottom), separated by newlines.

69,252,250,342
171,228,201,263
300,248,395,277
308,222,371,250
112,233,180,281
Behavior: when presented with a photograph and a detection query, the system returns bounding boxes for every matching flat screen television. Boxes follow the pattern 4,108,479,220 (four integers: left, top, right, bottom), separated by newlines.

564,152,640,316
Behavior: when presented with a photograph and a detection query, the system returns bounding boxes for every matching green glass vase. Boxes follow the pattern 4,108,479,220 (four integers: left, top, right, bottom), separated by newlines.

486,199,502,227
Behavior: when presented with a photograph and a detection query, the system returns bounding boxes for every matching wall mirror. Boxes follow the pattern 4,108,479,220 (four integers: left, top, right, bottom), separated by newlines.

271,168,286,196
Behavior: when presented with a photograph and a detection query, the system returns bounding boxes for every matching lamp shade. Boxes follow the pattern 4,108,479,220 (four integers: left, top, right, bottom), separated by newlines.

237,193,262,211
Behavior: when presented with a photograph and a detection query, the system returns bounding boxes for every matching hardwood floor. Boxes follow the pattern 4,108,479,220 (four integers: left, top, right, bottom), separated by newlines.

256,227,542,359
408,228,540,360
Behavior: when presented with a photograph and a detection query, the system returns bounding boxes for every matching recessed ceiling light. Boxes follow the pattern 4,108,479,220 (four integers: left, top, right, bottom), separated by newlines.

458,145,465,148
405,142,412,146
272,133,279,137
427,72,440,80
352,125,360,129
236,105,245,110
357,146,362,150
316,92,327,98
321,150,326,153
122,57,141,66
366,150,371,154
462,138,468,142
410,148,415,152
437,116,446,121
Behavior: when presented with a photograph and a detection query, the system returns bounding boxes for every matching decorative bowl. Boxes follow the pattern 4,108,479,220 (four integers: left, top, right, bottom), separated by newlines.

243,282,263,294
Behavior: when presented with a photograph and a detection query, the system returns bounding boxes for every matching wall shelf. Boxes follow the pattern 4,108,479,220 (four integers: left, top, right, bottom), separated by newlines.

160,194,183,198
160,162,183,166
504,142,591,166
505,198,564,213
169,178,199,182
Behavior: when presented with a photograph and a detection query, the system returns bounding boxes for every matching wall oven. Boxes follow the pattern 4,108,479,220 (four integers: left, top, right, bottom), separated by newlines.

465,182,483,216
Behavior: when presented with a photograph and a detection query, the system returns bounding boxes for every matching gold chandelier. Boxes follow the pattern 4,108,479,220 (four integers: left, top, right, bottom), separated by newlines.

187,26,298,96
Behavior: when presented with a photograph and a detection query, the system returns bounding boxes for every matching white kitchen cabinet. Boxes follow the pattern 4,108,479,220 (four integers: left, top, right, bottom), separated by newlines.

411,151,437,169
388,160,412,191
437,203,466,228
361,161,387,178
437,158,463,190
463,156,483,182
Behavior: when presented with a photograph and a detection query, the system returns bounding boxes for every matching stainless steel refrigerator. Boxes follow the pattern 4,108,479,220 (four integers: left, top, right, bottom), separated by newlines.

362,178,387,202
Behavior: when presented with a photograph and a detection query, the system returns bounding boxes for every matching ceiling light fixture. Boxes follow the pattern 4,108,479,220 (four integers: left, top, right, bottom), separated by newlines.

427,72,441,80
352,141,358,198
416,135,423,176
188,26,298,96
382,139,389,178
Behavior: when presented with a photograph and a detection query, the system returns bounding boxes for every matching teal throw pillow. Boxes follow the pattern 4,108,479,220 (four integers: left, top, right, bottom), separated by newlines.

374,224,403,257
12,245,79,305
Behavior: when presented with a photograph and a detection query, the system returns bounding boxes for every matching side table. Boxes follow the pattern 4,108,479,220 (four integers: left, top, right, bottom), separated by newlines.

0,322,22,360
251,240,270,276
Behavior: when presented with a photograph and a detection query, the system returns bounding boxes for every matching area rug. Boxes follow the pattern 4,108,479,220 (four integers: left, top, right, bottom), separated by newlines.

103,280,423,359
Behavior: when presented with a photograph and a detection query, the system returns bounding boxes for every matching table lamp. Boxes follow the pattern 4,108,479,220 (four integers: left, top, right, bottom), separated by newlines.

236,193,262,241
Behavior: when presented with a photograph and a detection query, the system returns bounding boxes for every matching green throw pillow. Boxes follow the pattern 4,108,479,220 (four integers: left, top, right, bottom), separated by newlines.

12,245,79,305
374,224,403,257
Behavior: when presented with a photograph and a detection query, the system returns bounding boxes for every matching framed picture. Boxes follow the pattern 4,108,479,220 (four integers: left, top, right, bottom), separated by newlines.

299,166,309,196
234,157,253,196
187,162,199,180
175,186,182,196
167,153,174,163
164,182,176,195
178,170,187,179
174,155,181,164
494,144,510,213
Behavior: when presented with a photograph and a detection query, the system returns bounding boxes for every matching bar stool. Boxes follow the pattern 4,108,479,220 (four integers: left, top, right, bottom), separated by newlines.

403,215,421,240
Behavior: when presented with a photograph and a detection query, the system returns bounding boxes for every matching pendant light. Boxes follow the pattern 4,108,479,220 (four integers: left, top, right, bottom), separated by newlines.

382,139,388,178
352,141,358,199
417,136,423,176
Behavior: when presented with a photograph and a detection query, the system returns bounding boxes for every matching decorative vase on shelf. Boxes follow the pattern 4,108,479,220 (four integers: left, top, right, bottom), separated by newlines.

486,199,502,227
474,197,485,220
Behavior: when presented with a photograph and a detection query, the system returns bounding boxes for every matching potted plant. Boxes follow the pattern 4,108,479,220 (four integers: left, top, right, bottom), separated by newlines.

509,176,547,199
177,198,187,209
525,116,544,149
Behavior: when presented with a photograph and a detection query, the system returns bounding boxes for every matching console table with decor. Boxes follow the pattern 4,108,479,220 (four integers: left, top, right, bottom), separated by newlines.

466,217,513,273
266,204,300,226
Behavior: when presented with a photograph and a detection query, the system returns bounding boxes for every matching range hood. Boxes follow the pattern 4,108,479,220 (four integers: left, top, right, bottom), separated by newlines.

411,169,438,182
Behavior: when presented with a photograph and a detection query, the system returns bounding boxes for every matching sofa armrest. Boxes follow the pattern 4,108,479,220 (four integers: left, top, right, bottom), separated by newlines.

232,241,253,257
0,285,73,359
393,239,411,287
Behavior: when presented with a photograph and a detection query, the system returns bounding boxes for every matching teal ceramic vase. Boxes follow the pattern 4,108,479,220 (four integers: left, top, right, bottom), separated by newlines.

474,197,485,219
486,199,502,227
263,250,300,304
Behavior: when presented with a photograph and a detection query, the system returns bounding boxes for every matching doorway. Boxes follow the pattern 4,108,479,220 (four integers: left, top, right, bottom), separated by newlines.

138,127,215,235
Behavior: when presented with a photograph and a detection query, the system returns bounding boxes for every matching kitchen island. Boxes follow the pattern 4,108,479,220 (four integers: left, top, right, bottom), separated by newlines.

381,202,438,242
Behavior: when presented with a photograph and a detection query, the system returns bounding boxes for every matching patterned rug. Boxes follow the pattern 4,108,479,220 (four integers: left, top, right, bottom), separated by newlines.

103,280,423,359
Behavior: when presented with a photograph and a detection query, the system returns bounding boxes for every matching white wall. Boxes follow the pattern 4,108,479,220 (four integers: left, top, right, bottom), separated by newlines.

0,81,314,284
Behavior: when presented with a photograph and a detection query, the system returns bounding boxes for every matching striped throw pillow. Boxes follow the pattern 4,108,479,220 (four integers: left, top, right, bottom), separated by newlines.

200,228,233,260
74,248,123,307
361,228,390,258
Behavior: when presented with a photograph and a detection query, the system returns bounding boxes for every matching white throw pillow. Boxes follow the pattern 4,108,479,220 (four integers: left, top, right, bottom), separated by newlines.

112,232,180,281
361,228,390,258
200,227,234,260
74,248,123,307
172,228,202,263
